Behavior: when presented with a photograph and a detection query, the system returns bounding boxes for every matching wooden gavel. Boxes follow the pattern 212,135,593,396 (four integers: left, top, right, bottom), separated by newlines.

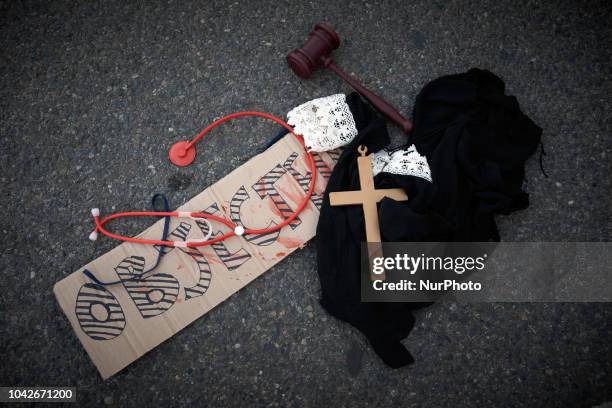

287,23,413,134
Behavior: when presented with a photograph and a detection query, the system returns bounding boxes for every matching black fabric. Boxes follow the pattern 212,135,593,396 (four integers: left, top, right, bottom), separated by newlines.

315,69,542,368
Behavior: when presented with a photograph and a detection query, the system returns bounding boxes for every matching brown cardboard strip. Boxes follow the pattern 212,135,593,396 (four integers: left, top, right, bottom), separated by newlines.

54,135,337,379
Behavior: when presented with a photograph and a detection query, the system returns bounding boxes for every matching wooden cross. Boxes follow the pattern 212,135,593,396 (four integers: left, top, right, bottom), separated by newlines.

329,145,408,281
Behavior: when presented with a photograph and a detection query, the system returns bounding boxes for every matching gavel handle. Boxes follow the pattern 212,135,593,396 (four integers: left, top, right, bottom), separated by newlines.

322,57,413,134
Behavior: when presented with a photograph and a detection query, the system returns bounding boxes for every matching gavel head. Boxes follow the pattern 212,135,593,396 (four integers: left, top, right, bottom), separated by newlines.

287,23,340,79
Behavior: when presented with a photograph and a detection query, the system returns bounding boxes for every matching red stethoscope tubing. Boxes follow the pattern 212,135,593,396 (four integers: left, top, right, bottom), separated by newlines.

91,112,316,248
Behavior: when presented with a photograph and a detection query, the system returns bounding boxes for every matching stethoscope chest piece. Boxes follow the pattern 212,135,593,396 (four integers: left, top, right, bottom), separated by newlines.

168,140,197,167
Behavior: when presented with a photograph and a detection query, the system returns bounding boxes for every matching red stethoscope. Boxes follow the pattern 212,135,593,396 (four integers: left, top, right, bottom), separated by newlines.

89,112,317,248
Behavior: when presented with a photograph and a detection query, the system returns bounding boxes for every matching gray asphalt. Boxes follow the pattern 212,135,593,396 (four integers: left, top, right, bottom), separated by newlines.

1,0,611,407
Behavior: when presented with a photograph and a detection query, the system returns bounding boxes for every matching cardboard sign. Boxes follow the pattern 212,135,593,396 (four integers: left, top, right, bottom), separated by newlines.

54,135,338,379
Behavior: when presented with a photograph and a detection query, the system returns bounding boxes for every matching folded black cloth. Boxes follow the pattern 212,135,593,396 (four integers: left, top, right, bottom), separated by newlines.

315,69,542,368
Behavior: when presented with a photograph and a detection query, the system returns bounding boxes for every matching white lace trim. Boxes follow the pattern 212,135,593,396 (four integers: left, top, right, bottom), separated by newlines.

287,94,358,152
286,94,432,182
371,146,432,182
